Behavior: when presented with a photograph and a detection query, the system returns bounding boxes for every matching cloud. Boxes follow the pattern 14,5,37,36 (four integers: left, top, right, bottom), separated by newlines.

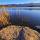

32,0,40,3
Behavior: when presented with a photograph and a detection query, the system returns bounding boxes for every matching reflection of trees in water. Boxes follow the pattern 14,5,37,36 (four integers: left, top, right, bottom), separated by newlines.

16,28,25,40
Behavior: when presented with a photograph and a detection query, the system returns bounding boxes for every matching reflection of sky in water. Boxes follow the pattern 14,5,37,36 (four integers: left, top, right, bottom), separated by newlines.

6,7,40,18
0,7,40,18
0,7,40,19
6,7,40,21
0,7,40,25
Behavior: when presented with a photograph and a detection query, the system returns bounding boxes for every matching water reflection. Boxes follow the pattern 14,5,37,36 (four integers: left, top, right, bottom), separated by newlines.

0,7,40,27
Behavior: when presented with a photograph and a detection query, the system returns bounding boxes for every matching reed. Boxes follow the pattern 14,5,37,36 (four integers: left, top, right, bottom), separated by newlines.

0,7,10,28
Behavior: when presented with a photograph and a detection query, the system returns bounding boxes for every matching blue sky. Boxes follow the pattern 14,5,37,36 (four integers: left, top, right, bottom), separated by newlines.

0,0,40,5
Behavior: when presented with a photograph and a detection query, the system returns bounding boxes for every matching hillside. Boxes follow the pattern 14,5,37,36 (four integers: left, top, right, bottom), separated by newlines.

0,3,40,7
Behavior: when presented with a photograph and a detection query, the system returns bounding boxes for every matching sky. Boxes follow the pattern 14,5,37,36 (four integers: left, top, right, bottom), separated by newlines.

0,0,40,5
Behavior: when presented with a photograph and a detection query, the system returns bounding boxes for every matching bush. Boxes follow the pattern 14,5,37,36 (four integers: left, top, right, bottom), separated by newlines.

0,10,10,28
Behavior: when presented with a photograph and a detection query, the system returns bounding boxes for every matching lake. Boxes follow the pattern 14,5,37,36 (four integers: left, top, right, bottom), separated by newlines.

0,7,40,28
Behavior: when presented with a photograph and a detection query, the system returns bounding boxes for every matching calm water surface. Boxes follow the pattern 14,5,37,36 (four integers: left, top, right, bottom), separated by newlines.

0,7,40,28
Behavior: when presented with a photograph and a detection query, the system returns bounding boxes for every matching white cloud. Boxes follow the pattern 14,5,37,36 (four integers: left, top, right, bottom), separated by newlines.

32,0,40,3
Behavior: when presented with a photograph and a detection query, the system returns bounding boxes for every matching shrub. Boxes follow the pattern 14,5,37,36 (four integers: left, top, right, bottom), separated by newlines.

0,10,10,28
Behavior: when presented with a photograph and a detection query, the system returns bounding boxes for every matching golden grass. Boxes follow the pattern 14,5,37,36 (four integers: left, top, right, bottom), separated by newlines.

0,25,22,40
0,25,40,40
0,10,10,26
24,27,40,40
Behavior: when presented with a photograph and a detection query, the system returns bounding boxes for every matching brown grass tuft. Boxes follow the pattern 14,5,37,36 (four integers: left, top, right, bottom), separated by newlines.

0,25,40,40
0,11,10,26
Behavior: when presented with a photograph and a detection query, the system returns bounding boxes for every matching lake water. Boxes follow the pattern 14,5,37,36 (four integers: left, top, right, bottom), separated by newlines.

0,7,40,28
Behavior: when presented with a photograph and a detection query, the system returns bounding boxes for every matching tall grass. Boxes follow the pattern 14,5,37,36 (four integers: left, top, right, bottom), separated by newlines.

0,7,10,28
